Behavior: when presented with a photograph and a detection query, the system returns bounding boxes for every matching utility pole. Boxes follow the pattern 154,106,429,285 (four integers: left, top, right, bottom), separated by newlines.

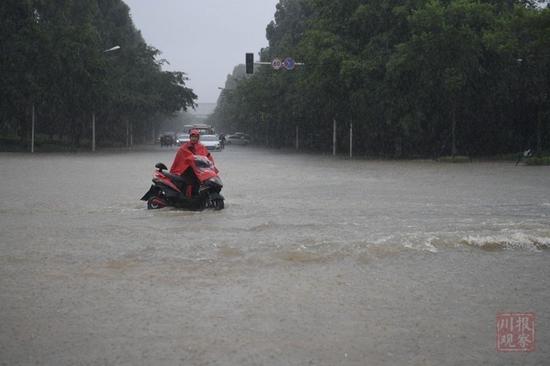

92,112,96,152
92,45,121,152
126,118,129,148
349,121,353,159
31,104,35,153
332,119,337,156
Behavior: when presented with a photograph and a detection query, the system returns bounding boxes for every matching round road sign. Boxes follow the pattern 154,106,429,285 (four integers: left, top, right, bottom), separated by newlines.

271,58,282,70
283,57,295,70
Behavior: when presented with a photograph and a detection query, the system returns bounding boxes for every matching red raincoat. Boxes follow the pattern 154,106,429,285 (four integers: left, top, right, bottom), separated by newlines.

169,141,215,176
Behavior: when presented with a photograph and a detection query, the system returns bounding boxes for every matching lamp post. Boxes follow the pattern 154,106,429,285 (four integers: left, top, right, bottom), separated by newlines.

92,112,96,152
518,58,543,156
217,86,233,132
92,45,120,152
103,45,120,53
31,104,35,153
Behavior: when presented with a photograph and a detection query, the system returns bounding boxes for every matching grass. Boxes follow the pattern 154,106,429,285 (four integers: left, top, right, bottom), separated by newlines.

0,134,128,152
525,156,550,166
437,155,471,163
0,136,28,152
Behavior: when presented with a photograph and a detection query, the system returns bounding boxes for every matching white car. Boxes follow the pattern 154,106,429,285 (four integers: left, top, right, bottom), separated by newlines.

201,134,221,151
226,132,250,145
176,133,189,146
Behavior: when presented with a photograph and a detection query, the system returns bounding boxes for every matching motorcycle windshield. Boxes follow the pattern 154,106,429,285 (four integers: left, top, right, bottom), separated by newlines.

192,155,219,182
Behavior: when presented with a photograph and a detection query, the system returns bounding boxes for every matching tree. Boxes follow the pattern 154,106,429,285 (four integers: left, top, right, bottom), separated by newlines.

0,0,197,149
212,0,549,157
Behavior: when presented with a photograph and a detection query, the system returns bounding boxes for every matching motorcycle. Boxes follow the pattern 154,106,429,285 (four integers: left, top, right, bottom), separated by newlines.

141,154,224,210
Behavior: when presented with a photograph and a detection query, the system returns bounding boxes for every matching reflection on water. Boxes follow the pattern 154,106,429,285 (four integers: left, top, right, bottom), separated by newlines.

1,147,549,365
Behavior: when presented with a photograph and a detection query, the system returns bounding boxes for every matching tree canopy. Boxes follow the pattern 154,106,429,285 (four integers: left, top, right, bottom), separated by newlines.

211,0,549,157
0,0,197,149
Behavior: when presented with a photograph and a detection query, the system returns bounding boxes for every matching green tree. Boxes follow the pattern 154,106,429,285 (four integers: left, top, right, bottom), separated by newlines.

0,0,197,149
212,0,549,157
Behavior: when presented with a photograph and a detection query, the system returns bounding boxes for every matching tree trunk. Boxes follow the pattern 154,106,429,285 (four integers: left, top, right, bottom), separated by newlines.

71,117,82,149
394,134,403,158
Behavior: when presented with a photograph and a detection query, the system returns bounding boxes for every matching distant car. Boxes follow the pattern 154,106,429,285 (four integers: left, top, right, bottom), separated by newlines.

200,134,221,151
183,124,215,135
226,133,250,145
176,133,190,146
160,132,175,147
234,132,250,138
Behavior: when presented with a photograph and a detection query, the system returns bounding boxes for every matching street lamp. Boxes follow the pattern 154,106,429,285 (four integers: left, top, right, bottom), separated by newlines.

103,45,121,53
92,45,121,152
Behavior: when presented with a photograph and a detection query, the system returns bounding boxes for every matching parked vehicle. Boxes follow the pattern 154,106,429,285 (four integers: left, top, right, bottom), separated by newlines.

226,132,250,145
140,157,224,210
234,132,250,139
160,133,175,147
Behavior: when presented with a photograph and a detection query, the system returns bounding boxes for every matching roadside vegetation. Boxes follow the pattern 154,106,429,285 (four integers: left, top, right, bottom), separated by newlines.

0,0,197,151
211,0,550,160
525,155,550,165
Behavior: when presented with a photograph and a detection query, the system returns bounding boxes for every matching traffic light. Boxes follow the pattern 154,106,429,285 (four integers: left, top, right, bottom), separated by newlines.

245,53,254,74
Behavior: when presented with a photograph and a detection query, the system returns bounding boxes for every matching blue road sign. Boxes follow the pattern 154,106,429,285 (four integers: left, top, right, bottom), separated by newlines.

283,57,295,70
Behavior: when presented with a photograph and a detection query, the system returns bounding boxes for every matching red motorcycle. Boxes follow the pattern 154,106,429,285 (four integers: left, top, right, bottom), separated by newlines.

141,154,224,210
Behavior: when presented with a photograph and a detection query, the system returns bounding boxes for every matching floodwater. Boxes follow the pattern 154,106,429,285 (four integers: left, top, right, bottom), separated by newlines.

1,145,549,365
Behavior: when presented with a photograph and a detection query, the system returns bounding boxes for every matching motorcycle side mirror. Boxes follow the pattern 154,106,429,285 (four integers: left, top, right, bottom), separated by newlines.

155,162,168,171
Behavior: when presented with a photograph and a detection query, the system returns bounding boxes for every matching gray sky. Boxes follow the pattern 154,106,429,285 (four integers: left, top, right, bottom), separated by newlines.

123,0,279,103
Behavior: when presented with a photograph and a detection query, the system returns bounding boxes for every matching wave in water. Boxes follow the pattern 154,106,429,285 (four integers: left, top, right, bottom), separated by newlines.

461,232,550,251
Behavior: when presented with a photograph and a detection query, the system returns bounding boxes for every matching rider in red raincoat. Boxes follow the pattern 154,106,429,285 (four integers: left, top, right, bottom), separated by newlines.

170,129,216,196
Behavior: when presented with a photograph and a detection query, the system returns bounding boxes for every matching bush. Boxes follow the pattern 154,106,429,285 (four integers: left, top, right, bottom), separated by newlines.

0,136,27,152
438,155,471,163
525,156,550,166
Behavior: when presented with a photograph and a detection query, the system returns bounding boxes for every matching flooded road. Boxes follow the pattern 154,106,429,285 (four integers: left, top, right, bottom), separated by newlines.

1,146,549,365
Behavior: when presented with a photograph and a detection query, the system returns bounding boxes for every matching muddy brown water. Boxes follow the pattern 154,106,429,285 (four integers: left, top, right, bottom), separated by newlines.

1,146,549,365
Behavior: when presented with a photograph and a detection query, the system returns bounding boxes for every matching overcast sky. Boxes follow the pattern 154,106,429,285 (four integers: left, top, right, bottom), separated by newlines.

123,0,279,103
